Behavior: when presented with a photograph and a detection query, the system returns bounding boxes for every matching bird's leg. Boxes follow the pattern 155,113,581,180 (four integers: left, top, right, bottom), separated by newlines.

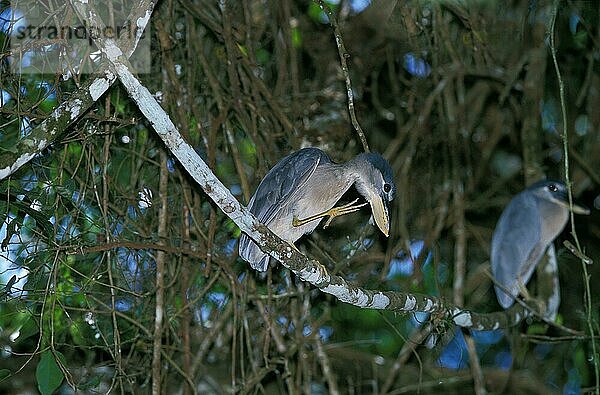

322,199,369,228
292,199,368,228
517,279,532,301
517,276,546,314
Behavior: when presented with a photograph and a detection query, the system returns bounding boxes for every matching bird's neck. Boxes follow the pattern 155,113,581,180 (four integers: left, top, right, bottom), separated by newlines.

341,156,370,195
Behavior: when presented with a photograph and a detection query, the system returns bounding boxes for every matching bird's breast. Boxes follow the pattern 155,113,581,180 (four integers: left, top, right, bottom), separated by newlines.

537,200,569,245
266,164,352,243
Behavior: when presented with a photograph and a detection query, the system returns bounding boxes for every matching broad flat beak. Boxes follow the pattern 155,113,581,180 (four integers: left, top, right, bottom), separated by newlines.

367,191,390,237
571,202,591,215
557,191,590,215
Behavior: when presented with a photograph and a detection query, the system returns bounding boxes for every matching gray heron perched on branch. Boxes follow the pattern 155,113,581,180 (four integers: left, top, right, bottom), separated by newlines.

491,180,590,309
239,147,396,272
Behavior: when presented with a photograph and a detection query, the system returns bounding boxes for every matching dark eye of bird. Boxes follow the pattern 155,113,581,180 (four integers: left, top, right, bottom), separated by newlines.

384,183,391,193
548,184,558,193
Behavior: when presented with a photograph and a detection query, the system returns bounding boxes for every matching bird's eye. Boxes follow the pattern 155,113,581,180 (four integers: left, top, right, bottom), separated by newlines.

548,184,558,192
384,183,392,193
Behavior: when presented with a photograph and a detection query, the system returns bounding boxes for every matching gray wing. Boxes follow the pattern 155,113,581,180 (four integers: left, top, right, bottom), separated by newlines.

239,148,330,271
246,148,329,224
491,193,541,308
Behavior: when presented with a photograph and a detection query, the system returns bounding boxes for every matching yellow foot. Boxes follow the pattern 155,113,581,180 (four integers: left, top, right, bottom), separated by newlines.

322,199,368,228
292,198,368,228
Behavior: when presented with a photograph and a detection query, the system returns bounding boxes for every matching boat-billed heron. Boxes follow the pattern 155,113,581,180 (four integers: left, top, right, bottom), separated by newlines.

239,147,396,271
491,180,590,308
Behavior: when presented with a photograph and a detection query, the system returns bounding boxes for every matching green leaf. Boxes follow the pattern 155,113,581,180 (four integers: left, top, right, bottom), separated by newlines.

255,48,270,65
36,350,65,395
79,374,102,391
236,42,248,57
0,369,11,382
308,3,327,23
14,315,40,344
291,27,302,48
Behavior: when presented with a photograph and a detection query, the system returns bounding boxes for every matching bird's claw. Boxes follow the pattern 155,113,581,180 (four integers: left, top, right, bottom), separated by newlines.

292,215,301,227
292,199,368,228
322,199,368,229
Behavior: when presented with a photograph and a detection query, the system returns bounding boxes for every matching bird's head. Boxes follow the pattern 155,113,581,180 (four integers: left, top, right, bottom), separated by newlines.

351,152,396,237
529,180,590,215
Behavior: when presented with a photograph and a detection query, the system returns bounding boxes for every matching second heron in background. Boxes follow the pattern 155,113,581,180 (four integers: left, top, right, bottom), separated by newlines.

491,180,590,309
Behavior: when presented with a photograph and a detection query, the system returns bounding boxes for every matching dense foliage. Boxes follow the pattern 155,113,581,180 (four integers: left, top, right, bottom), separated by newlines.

0,0,598,393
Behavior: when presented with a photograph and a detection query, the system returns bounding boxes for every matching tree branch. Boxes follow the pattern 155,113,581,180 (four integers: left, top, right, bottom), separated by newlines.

0,0,156,181
314,0,370,153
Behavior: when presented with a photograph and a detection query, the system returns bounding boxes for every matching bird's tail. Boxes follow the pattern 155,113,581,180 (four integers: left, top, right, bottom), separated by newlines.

238,234,270,271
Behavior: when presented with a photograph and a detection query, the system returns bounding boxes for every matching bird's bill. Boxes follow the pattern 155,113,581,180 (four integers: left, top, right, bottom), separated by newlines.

556,191,591,215
570,202,591,215
367,192,390,237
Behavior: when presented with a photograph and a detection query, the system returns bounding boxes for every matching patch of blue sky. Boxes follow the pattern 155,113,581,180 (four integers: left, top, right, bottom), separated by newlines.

350,0,370,14
208,291,228,309
438,330,468,370
20,173,38,191
318,326,333,341
276,315,295,333
36,81,57,100
388,256,414,277
3,266,29,298
117,248,147,292
127,205,137,219
569,13,580,34
0,7,26,34
0,215,30,297
114,299,132,312
404,52,431,79
303,324,312,337
200,304,211,323
230,184,242,196
311,2,334,24
71,190,81,202
223,238,237,256
112,221,124,237
237,271,246,283
387,239,431,279
0,90,10,107
166,158,176,173
56,215,80,241
20,117,32,137
12,50,34,70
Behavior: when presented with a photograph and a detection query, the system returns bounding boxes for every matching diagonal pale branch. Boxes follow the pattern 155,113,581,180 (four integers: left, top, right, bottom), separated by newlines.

69,0,531,332
0,0,157,181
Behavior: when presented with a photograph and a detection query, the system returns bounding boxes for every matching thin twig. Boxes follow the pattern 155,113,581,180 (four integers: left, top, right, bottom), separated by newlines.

315,336,339,395
548,3,599,392
314,0,370,153
151,149,169,394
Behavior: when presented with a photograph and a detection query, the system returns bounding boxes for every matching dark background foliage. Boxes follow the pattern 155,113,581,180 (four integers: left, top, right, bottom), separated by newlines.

0,0,598,393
